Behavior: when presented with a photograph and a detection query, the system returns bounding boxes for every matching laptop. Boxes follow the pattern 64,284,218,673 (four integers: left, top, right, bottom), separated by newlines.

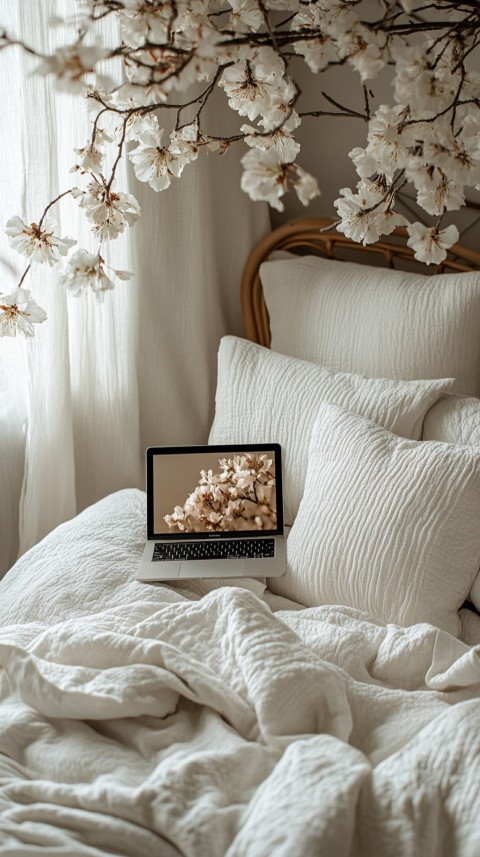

137,443,285,581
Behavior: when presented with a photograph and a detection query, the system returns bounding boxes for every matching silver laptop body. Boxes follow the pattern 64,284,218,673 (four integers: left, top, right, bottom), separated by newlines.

137,443,285,582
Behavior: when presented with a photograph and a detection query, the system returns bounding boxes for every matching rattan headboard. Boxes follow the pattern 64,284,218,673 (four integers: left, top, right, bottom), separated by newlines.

241,217,480,347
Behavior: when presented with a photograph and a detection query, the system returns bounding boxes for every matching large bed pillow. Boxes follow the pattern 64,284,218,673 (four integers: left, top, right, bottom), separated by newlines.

260,255,480,396
270,403,480,637
208,336,453,526
422,395,480,613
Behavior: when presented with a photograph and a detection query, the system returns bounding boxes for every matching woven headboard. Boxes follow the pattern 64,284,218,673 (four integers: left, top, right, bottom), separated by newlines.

241,217,480,347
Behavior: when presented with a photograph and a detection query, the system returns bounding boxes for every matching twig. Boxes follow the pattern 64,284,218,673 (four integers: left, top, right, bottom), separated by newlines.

38,189,74,230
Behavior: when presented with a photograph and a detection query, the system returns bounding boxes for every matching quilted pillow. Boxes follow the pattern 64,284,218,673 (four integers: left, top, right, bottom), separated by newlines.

208,336,453,526
260,255,480,396
270,403,480,636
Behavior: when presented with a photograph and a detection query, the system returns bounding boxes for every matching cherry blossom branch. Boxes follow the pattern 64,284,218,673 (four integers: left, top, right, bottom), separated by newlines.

106,120,127,191
0,32,45,58
256,0,280,54
17,264,31,289
37,189,74,230
179,66,225,130
300,109,367,120
375,20,480,35
301,92,368,122
4,0,480,336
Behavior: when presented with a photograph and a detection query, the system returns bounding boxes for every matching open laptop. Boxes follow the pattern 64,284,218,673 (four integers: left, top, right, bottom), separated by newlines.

137,443,285,581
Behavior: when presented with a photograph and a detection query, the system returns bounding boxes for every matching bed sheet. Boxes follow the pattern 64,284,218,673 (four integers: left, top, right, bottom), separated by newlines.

0,489,479,856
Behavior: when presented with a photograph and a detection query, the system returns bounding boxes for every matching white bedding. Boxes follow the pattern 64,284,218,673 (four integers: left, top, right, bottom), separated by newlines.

0,489,480,856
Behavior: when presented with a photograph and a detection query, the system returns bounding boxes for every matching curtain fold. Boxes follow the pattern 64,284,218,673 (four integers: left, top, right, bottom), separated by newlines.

0,0,270,572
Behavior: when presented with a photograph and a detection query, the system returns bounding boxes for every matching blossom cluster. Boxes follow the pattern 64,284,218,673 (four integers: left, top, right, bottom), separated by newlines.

1,1,480,335
164,454,277,532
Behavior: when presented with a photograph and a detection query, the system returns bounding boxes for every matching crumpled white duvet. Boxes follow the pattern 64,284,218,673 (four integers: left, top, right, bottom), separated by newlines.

0,489,479,857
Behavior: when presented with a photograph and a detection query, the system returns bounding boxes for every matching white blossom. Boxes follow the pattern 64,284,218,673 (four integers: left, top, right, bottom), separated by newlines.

172,9,220,62
241,112,301,161
71,129,113,174
361,104,410,181
117,1,173,48
241,148,319,212
125,111,161,143
316,3,357,41
407,166,465,216
72,142,104,174
219,48,289,123
334,179,407,245
128,128,193,191
428,124,480,186
5,216,76,266
108,97,162,142
406,222,459,265
122,47,197,104
295,168,320,207
169,122,202,162
228,0,263,33
126,46,214,100
290,6,338,72
392,43,458,115
0,288,47,337
241,149,288,211
349,146,378,179
37,44,110,92
72,182,141,241
59,249,132,302
344,25,387,82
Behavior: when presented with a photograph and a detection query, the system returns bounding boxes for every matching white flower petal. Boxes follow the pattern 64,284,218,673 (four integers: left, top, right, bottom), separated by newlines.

406,222,459,265
5,216,76,266
0,288,47,337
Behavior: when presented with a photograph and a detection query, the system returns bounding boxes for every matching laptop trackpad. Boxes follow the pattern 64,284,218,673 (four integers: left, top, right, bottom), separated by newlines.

179,560,247,578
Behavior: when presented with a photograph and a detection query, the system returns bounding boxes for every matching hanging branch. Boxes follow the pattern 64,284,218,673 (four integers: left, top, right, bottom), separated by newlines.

1,0,480,335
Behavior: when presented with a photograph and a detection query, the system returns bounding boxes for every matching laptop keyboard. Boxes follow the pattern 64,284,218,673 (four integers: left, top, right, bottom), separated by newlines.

152,539,275,562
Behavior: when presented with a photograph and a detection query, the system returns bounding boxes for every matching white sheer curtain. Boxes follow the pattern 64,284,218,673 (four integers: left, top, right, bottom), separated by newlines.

0,1,269,574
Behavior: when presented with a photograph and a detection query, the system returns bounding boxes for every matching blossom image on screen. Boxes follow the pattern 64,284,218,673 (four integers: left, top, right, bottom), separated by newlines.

164,454,276,533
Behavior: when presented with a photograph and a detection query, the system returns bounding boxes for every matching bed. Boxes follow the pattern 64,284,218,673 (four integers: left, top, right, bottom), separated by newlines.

1,218,480,856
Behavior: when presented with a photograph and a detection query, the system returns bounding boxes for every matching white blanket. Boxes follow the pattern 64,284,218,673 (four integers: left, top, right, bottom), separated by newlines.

0,489,479,857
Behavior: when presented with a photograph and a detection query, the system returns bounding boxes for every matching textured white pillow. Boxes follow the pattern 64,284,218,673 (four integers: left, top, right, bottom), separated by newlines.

423,395,480,447
208,336,453,525
260,255,480,396
423,395,480,613
270,403,480,636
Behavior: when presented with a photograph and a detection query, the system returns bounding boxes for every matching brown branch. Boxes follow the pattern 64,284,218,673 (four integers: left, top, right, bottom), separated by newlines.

106,119,127,191
256,0,280,54
37,189,75,230
18,264,31,289
0,33,46,59
300,109,367,120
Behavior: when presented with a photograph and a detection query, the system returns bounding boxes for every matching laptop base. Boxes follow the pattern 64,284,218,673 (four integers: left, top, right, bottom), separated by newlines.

137,538,285,581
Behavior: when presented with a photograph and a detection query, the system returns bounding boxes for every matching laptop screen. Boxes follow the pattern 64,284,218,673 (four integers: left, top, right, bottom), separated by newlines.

146,444,283,539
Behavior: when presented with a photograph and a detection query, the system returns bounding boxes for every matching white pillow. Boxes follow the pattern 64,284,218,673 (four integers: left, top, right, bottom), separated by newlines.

423,395,480,613
423,395,480,447
208,336,453,526
260,255,480,396
270,403,480,636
